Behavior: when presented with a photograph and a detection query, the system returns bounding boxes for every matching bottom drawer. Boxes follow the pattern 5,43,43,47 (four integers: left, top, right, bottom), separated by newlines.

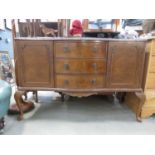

55,75,105,89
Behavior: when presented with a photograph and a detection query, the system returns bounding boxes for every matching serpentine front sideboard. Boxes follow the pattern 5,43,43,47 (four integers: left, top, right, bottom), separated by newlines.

14,37,146,120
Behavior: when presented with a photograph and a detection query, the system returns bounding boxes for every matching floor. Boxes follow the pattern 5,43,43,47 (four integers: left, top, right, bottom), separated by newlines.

3,88,155,135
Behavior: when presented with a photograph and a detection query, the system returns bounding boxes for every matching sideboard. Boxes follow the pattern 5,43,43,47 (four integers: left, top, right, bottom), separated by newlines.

14,37,146,120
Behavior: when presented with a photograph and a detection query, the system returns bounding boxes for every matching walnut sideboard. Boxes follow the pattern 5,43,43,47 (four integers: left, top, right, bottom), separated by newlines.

14,37,146,120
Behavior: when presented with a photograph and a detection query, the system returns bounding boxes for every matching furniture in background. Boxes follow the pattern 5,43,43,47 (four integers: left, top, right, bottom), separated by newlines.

122,19,143,36
18,19,62,37
0,51,14,84
82,19,120,38
13,37,146,120
82,19,120,32
0,80,12,133
125,37,155,119
0,22,14,59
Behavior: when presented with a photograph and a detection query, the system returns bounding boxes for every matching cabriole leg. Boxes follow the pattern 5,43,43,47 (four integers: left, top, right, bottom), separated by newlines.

14,90,35,120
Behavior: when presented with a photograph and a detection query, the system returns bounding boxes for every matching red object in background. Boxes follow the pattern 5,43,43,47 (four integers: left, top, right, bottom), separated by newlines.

69,20,83,36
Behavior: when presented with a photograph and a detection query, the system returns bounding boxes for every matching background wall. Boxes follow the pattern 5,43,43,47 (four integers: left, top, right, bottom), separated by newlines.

0,29,13,59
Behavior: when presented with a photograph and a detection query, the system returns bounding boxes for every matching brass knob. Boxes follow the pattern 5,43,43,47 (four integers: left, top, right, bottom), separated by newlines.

64,80,69,85
64,64,70,70
64,46,69,52
92,46,97,52
91,79,96,85
92,63,97,69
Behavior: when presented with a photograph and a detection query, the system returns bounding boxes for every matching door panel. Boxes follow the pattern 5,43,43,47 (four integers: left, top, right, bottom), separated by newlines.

16,40,53,87
107,41,145,88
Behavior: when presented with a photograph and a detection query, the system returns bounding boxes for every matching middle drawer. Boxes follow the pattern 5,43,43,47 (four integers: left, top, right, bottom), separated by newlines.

55,59,106,74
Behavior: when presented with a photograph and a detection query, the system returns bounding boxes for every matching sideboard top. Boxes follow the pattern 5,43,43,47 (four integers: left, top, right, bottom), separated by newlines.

14,37,147,42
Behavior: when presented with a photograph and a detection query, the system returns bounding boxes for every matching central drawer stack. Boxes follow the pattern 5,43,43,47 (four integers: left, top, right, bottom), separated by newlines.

54,41,107,89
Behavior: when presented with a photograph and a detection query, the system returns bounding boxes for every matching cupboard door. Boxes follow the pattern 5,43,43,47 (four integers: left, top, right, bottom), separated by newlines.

107,41,145,88
16,40,53,87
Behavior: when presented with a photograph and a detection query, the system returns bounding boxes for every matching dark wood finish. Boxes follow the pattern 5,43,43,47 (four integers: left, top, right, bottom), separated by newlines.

55,75,106,89
17,87,143,93
54,40,107,92
14,91,25,120
54,41,107,58
14,90,35,120
15,40,54,87
14,38,146,120
55,59,106,74
107,41,145,88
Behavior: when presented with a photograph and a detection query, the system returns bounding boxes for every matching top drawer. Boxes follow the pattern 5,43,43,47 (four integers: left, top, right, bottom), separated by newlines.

54,41,107,58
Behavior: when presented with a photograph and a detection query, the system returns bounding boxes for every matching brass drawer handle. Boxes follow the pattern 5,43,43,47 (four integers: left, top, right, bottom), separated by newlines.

64,64,70,70
92,46,97,52
64,80,69,85
64,46,70,52
92,63,97,69
91,79,96,84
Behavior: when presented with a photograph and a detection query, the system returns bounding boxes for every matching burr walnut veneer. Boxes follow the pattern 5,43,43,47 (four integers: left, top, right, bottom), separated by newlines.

14,38,146,120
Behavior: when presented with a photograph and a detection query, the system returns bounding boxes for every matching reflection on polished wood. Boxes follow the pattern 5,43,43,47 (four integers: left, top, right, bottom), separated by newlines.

14,38,146,120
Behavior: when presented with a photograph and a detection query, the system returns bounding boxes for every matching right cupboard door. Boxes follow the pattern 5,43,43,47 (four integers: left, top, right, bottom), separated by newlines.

107,41,145,89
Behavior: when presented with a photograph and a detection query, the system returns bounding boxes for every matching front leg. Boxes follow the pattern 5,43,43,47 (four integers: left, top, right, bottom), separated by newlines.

33,91,38,103
59,92,65,102
116,92,126,103
135,92,145,122
14,91,25,120
113,92,119,104
14,90,35,120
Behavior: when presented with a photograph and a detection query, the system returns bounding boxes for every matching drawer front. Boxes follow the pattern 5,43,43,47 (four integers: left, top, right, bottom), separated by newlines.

54,41,106,58
55,59,106,74
146,73,155,89
55,75,105,89
149,56,155,72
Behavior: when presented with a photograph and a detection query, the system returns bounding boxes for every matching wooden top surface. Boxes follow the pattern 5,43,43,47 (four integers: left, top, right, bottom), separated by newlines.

14,37,147,42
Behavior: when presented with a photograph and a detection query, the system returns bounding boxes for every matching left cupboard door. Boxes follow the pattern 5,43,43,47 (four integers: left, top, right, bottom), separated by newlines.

15,40,54,88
